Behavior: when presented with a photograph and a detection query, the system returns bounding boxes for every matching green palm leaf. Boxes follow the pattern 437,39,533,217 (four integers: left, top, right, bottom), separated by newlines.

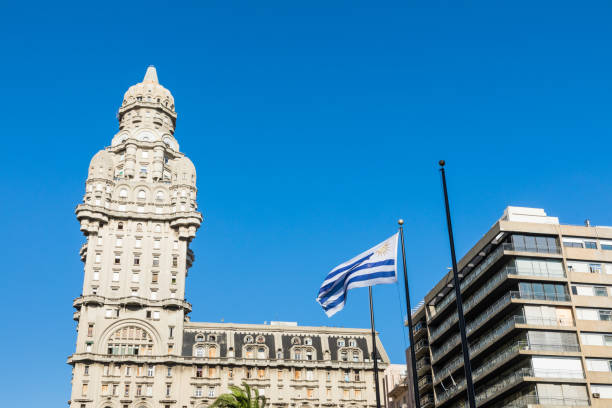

210,381,267,408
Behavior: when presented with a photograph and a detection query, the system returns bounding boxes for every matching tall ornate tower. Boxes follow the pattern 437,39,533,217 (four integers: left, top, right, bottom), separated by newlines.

68,67,390,408
69,67,202,407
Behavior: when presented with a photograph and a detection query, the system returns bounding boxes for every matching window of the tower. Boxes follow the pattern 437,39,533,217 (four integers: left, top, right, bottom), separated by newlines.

107,325,154,356
156,191,164,200
137,190,146,199
117,222,124,230
136,223,143,232
119,188,128,198
154,224,161,233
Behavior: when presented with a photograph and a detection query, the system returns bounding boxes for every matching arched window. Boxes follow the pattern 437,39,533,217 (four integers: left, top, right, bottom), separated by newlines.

119,188,128,198
256,335,265,344
337,338,345,347
195,347,205,357
291,337,301,345
348,339,357,347
107,325,153,356
136,223,143,232
209,346,217,357
154,224,161,233
304,337,312,345
352,351,360,362
156,191,164,200
257,347,266,359
276,349,283,359
137,190,146,199
246,346,255,358
244,335,254,344
117,222,124,230
195,333,205,342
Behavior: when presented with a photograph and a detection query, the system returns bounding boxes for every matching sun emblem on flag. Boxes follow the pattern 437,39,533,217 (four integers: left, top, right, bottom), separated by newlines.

374,242,390,256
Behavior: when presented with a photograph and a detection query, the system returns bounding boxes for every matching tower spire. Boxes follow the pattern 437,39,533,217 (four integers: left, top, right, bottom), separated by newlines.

143,65,158,83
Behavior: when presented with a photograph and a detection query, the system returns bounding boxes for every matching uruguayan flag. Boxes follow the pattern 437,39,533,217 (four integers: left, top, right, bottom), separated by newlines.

317,233,398,317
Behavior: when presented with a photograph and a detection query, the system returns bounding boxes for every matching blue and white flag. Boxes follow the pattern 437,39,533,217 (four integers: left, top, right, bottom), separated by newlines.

317,233,398,317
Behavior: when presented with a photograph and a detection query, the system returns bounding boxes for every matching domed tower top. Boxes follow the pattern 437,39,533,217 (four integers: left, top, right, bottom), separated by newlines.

116,66,178,139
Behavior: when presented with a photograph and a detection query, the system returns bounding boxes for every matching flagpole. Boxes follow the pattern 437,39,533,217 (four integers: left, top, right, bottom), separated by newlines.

439,160,476,408
398,220,421,408
369,286,382,408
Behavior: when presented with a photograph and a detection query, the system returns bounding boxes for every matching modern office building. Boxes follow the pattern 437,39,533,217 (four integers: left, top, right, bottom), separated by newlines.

406,206,612,408
67,67,389,408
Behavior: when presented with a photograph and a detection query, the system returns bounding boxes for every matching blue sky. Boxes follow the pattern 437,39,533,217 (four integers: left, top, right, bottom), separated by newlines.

1,0,612,404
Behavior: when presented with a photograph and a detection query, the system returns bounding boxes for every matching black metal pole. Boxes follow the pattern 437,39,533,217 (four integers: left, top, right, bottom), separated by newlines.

439,160,476,408
398,221,421,408
369,286,382,408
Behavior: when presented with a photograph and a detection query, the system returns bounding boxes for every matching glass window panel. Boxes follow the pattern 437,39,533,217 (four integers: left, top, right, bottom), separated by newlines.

532,283,544,299
525,236,537,251
547,237,558,252
535,236,547,252
513,235,526,251
520,282,533,296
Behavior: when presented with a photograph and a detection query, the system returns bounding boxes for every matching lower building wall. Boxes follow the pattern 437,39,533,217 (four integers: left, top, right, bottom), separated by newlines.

70,360,386,408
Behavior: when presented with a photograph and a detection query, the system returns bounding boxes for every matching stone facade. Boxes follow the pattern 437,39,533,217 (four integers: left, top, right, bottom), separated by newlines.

67,67,389,408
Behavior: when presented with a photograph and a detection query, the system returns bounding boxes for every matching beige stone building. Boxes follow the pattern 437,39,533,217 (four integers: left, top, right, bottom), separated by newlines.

68,67,389,408
400,206,612,408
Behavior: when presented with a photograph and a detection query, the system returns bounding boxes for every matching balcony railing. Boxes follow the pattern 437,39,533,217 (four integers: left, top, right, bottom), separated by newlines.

509,290,570,302
420,393,434,406
503,394,590,407
517,340,580,353
501,242,562,254
504,265,566,279
416,357,431,371
413,321,426,335
473,367,533,405
418,375,433,388
415,339,429,353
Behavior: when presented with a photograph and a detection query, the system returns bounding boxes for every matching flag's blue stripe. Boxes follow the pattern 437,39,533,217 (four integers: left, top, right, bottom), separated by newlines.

318,261,395,305
317,259,395,301
317,256,374,297
317,253,373,294
318,260,395,303
321,271,397,311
